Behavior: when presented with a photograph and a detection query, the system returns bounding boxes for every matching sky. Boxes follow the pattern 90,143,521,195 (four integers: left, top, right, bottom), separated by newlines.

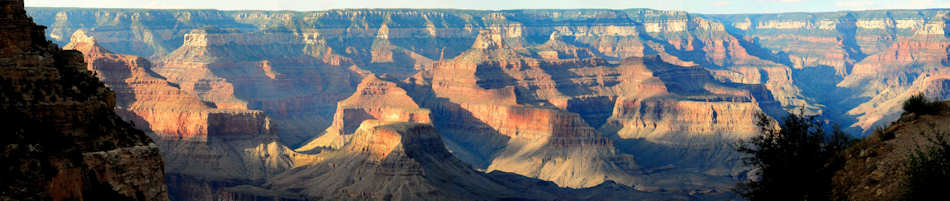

24,0,950,14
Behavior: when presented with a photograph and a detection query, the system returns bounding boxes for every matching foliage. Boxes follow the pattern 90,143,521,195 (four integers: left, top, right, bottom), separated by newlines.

736,112,852,201
901,133,950,201
875,126,895,141
902,93,941,115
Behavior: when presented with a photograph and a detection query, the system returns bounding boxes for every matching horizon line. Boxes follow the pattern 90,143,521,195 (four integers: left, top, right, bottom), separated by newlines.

25,6,950,15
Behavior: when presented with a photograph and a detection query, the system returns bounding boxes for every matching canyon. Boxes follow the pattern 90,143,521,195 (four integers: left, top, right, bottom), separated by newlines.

18,6,950,200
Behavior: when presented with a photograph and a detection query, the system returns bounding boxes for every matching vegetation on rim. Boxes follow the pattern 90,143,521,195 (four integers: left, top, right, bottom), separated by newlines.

739,94,950,201
736,111,851,201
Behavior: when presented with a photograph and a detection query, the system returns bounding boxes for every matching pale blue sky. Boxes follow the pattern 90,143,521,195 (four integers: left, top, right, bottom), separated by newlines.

25,0,950,14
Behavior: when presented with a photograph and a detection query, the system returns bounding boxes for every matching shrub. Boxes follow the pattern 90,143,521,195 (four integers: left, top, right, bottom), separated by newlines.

875,126,895,141
736,112,852,201
901,133,950,201
902,93,941,115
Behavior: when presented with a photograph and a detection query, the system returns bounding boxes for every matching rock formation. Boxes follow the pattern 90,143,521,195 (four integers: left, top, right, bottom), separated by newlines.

296,74,430,152
20,6,950,200
64,29,239,141
62,27,322,201
838,13,950,130
154,28,360,146
0,0,167,200
265,121,681,201
600,57,786,177
415,30,783,190
833,101,950,201
417,30,645,188
29,7,950,134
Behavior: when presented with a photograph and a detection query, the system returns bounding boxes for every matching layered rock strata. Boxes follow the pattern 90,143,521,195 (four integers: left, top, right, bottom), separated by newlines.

64,28,322,201
29,7,950,136
838,15,950,130
297,75,430,152
64,30,277,142
265,121,679,201
153,28,360,145
420,30,645,188
0,0,168,200
21,6,950,199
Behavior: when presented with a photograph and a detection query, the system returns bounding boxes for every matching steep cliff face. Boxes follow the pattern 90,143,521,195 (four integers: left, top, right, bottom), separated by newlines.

27,8,258,59
62,26,323,201
151,70,682,200
296,75,430,152
712,10,946,73
29,8,950,135
837,13,950,130
418,30,647,188
589,57,786,191
455,103,641,188
388,28,786,191
0,0,168,200
270,121,481,201
711,11,950,130
64,28,283,143
154,28,360,145
604,96,766,178
63,29,203,111
601,57,786,138
154,113,324,201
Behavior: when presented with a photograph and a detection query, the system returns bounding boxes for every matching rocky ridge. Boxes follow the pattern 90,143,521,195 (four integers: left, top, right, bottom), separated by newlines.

265,121,682,201
0,0,167,200
63,29,275,142
833,101,950,201
154,27,360,146
296,74,431,152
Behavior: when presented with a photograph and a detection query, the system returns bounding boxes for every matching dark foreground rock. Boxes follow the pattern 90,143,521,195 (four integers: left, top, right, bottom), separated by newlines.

0,0,168,200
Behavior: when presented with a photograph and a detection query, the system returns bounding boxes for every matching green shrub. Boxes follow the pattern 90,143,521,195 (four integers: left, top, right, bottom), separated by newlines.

902,93,941,115
875,126,895,141
736,112,852,201
901,133,950,201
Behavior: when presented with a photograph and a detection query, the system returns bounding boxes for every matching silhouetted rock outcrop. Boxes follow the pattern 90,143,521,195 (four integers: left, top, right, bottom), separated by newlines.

0,0,168,200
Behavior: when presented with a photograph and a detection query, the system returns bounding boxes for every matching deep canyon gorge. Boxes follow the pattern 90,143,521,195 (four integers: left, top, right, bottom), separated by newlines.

4,1,949,199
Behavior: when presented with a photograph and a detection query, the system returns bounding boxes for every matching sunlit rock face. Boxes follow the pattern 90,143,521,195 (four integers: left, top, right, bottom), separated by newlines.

422,30,636,188
24,6,950,200
34,8,949,132
295,74,431,152
152,28,361,146
414,30,785,189
265,121,683,201
65,29,270,142
65,25,322,201
824,13,950,131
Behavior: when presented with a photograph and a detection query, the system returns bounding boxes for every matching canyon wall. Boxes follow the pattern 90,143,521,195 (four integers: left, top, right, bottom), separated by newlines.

22,6,950,200
266,121,684,201
28,7,950,134
0,0,167,200
61,22,324,201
